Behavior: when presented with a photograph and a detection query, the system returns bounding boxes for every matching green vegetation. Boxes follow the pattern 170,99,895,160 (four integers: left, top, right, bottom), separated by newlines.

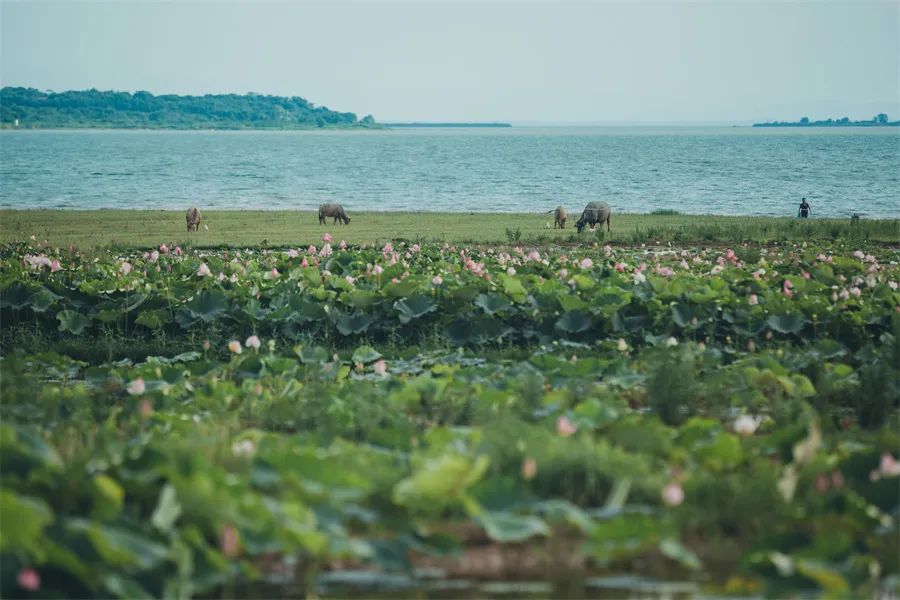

1,235,898,597
2,210,897,250
0,88,377,130
383,122,512,128
753,113,899,127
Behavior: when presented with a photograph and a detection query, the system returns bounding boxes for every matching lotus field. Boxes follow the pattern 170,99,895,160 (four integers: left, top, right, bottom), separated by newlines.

1,235,899,598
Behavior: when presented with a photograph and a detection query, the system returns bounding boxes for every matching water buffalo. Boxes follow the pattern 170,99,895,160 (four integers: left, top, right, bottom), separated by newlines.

575,202,611,233
548,206,567,229
185,207,201,232
318,203,350,225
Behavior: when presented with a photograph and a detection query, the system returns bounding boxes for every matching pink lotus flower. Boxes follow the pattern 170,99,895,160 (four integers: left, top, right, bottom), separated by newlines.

526,250,541,262
300,258,309,268
373,265,384,275
149,250,159,262
322,232,333,243
307,245,317,255
558,268,569,279
382,242,394,254
432,275,443,286
267,268,280,279
411,244,421,252
879,453,900,477
138,398,154,418
614,262,626,272
345,275,356,284
126,378,146,395
556,415,577,437
521,457,537,480
733,414,760,436
839,289,850,300
849,287,861,298
782,279,794,298
220,524,240,558
173,246,183,256
17,568,40,592
661,482,684,507
288,249,299,258
228,340,242,354
748,294,759,306
196,263,212,277
656,266,674,277
120,261,133,275
853,250,865,259
50,259,61,272
373,359,388,376
229,273,239,283
340,240,348,250
507,267,516,276
603,245,613,256
159,244,170,254
579,258,594,269
245,335,261,350
319,243,333,257
232,439,256,457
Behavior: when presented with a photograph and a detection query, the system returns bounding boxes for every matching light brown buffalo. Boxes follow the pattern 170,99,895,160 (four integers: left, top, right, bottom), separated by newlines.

185,207,202,232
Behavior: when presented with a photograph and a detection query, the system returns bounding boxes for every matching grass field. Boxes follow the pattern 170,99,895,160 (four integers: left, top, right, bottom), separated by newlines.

1,209,897,249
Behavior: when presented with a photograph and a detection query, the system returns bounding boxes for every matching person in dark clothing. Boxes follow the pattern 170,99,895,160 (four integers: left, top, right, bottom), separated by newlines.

798,198,811,218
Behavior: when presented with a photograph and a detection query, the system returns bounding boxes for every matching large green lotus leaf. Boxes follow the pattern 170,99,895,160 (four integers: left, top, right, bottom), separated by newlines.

103,575,154,600
394,294,436,324
534,499,593,532
236,355,264,378
474,293,512,315
296,345,330,364
447,319,477,345
393,454,489,510
66,519,169,570
501,275,528,303
479,512,550,543
135,309,170,330
556,310,592,333
670,303,696,328
585,513,667,562
346,289,379,309
659,538,702,570
0,490,53,557
323,252,354,275
151,484,182,533
334,312,374,335
184,289,228,323
352,345,382,364
291,298,327,322
0,282,37,309
768,313,806,334
57,309,92,334
383,278,419,298
558,294,588,312
28,287,61,312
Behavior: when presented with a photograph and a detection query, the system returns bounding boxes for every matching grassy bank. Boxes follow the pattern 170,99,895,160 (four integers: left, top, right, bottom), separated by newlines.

1,209,897,249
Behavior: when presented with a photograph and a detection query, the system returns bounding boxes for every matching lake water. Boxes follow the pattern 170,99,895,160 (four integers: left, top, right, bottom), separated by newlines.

1,127,898,217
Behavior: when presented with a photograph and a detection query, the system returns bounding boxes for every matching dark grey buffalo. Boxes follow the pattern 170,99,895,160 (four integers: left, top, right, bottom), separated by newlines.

575,202,611,233
318,203,350,225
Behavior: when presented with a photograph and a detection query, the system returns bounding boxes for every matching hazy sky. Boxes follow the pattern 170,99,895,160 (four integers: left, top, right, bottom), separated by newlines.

1,1,897,123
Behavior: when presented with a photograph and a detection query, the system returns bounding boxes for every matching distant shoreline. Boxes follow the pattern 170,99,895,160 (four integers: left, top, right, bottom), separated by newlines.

754,114,898,127
383,122,512,128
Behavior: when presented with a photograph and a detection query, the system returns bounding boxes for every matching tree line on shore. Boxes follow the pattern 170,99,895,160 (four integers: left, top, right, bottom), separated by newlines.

0,87,378,129
753,113,898,127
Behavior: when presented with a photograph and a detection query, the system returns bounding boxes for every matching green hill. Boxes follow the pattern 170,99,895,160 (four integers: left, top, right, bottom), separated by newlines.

0,87,378,129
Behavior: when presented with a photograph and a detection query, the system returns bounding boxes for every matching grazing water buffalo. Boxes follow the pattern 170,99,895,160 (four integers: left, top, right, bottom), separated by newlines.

575,202,611,233
185,207,201,232
318,203,350,225
548,206,567,229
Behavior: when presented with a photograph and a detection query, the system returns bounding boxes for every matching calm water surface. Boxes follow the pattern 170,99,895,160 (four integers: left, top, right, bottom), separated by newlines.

1,127,898,217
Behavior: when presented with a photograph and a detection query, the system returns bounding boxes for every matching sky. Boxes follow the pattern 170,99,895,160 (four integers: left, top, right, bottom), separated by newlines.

1,1,897,124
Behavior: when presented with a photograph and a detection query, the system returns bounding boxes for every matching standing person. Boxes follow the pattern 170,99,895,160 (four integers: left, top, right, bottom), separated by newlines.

798,197,811,218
